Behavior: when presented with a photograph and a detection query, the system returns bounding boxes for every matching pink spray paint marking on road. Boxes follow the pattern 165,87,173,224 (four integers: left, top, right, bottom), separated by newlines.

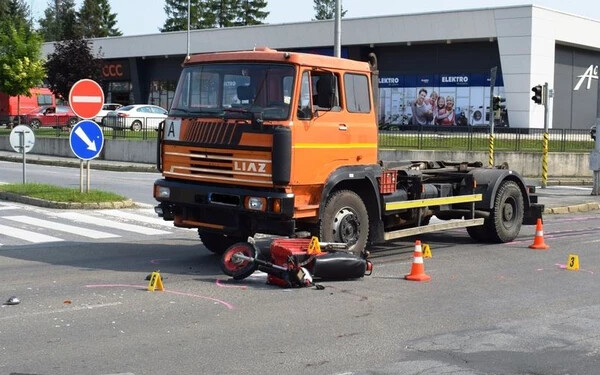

85,284,234,310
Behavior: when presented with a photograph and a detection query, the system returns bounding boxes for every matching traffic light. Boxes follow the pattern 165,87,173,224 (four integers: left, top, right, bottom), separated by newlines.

493,96,501,111
531,85,543,105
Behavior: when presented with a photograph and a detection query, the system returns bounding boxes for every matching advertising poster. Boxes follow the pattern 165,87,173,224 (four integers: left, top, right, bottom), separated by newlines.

378,73,508,127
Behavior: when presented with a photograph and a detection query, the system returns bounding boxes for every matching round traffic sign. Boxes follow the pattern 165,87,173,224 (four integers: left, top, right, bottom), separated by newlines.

69,120,104,160
68,79,105,119
9,125,35,153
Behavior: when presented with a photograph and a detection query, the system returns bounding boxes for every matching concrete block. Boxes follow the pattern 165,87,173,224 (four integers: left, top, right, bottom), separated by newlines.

587,202,600,211
552,207,569,214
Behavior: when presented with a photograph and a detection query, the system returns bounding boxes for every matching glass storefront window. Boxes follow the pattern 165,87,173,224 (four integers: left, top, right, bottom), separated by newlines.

148,80,176,111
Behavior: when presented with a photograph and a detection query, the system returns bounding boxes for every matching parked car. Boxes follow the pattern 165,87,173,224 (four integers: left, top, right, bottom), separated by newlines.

94,103,122,124
25,105,79,129
104,104,168,131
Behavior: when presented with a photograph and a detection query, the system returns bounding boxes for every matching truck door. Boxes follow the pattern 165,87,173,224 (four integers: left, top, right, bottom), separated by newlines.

293,69,353,185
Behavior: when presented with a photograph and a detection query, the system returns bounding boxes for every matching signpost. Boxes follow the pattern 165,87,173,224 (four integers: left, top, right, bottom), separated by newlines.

9,125,35,184
488,66,497,167
70,120,104,192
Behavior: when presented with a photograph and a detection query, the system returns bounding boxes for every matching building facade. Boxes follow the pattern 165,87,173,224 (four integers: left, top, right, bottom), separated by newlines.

42,5,600,129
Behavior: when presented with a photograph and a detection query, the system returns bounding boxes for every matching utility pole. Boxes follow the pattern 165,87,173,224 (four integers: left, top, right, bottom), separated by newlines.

591,76,600,195
186,0,191,60
334,0,341,58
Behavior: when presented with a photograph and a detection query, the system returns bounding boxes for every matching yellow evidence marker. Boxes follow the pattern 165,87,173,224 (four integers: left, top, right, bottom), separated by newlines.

422,243,432,258
147,271,165,291
566,254,579,271
307,236,322,255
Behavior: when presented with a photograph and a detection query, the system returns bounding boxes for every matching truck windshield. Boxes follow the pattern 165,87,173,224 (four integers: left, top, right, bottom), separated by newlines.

170,63,295,121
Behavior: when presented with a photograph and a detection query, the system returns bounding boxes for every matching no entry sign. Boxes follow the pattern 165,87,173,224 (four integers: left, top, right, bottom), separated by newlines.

68,79,105,119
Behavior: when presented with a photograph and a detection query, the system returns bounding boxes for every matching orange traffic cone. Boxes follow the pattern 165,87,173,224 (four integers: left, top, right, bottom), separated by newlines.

405,240,431,282
529,218,549,250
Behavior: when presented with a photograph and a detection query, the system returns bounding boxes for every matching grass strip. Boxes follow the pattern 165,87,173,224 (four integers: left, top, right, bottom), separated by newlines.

0,183,127,203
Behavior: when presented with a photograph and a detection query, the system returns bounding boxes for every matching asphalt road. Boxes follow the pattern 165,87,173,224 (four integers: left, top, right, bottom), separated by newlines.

1,207,599,375
0,160,160,205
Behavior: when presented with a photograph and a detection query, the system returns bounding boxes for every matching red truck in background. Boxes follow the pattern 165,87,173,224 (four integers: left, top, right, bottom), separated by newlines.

0,87,56,127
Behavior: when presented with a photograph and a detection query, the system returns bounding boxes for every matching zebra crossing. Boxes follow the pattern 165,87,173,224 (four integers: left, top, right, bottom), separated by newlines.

0,201,190,247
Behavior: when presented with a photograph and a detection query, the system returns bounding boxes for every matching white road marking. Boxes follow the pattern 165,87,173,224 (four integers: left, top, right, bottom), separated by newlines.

0,223,63,243
3,216,120,239
0,206,18,210
53,212,171,235
99,209,176,228
72,95,102,103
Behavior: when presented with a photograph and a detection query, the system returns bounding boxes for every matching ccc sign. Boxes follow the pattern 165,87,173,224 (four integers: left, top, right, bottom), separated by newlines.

103,64,123,78
101,61,129,80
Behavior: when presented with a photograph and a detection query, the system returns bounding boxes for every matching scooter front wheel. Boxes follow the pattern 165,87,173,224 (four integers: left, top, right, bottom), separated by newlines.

220,242,258,280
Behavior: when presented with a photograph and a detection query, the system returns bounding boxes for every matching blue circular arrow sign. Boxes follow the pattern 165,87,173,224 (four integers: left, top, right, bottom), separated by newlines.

69,120,104,160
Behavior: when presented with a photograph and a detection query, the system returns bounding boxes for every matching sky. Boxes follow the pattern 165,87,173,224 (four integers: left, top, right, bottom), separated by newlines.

27,0,600,36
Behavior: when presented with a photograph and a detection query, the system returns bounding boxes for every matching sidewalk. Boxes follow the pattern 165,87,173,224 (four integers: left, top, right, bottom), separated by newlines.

1,151,598,214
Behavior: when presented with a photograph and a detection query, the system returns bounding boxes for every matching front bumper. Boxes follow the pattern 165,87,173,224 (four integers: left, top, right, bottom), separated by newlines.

154,179,296,236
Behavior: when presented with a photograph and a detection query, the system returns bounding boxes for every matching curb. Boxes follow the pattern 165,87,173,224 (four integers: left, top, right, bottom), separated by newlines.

0,192,137,209
544,202,600,215
0,154,157,173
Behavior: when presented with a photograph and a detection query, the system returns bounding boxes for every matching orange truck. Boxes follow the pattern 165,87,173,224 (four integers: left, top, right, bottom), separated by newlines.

153,48,543,256
0,87,56,127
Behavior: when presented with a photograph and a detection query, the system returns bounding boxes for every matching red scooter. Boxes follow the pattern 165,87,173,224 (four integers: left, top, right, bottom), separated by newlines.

220,237,373,288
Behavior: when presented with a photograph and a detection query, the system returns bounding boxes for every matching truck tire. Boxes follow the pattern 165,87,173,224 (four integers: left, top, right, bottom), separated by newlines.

319,190,369,257
198,230,245,255
468,180,523,243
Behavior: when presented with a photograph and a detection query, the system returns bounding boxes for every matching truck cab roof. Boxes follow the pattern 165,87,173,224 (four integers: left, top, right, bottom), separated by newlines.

184,47,371,73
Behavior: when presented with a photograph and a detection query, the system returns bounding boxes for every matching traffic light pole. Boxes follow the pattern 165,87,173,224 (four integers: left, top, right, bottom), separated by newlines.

591,78,600,195
488,67,497,168
541,82,549,189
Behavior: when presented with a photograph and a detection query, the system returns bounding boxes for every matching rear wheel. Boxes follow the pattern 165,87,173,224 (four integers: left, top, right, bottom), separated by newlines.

467,180,524,243
131,120,142,132
198,230,245,255
319,190,369,257
29,119,41,129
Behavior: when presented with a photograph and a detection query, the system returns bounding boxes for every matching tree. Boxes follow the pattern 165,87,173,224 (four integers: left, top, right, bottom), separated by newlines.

38,0,80,42
161,0,216,32
0,19,46,124
0,0,32,29
210,0,240,28
313,0,346,20
77,0,121,38
98,0,121,37
237,0,269,26
45,38,102,100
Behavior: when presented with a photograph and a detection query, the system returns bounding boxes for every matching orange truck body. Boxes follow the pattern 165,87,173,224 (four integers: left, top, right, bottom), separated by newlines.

154,48,543,255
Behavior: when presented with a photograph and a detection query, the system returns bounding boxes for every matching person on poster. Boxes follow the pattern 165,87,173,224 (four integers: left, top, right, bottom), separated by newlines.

434,96,446,125
438,96,456,126
411,88,433,125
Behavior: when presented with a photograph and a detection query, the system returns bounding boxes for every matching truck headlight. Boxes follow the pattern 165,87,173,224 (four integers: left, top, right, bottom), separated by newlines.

245,197,266,211
155,186,170,199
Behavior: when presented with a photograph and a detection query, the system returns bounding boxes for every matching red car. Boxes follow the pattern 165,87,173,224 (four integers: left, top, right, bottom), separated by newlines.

26,105,79,129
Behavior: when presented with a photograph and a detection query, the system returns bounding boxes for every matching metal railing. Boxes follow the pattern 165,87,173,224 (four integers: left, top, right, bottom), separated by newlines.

0,115,164,140
1,120,595,152
378,125,595,153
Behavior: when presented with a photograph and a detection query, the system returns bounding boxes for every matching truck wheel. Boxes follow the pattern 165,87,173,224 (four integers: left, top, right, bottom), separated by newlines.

198,230,245,255
486,180,524,243
466,225,488,242
319,190,369,257
220,242,257,280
